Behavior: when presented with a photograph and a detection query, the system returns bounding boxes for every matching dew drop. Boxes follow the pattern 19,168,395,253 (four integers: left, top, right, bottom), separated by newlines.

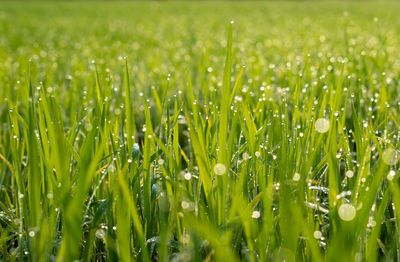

292,173,301,182
132,143,140,159
387,170,396,181
85,123,93,131
242,152,250,160
252,210,260,219
95,229,106,239
214,163,226,176
382,148,398,165
338,203,356,221
313,230,322,239
315,118,330,133
181,201,190,209
346,170,354,178
184,172,192,180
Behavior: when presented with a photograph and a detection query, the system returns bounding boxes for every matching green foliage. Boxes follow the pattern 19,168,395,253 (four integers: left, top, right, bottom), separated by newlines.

0,1,399,261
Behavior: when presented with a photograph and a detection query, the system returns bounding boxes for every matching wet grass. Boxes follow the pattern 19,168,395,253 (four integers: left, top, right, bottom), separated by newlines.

0,1,400,261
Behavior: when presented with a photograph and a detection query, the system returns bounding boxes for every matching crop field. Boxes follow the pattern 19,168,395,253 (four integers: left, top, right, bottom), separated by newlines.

0,1,400,261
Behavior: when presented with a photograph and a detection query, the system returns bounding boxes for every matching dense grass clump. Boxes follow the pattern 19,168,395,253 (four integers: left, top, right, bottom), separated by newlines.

0,2,400,261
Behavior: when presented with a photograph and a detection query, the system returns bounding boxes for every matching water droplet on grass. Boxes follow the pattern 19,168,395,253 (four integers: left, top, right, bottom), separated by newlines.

214,163,226,175
132,143,140,159
95,229,106,239
346,170,354,178
338,203,356,221
315,118,330,133
181,201,190,210
387,170,396,181
184,172,192,180
252,211,260,219
292,173,301,182
382,148,398,165
85,123,93,131
242,152,250,160
313,230,322,239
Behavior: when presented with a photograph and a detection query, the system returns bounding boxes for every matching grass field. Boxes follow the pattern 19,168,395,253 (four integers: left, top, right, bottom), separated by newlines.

1,1,400,261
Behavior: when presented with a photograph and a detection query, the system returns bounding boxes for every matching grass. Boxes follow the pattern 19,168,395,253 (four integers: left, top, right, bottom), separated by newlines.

0,1,400,261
